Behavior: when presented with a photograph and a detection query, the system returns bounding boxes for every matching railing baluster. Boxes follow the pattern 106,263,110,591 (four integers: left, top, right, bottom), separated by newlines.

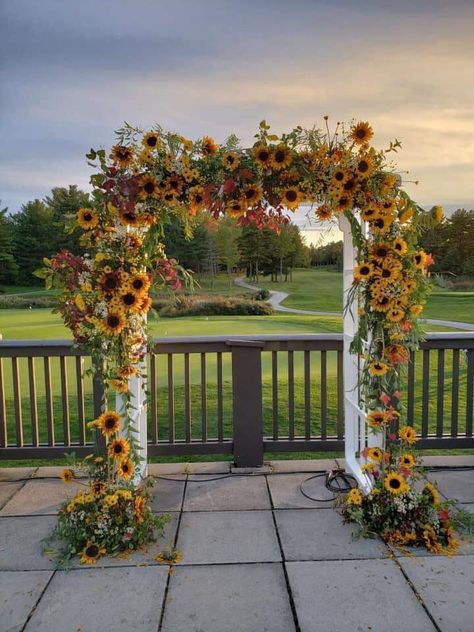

44,356,54,446
466,349,474,437
337,349,344,439
272,350,278,440
150,354,158,443
201,353,207,442
321,350,327,440
60,356,70,446
75,356,85,445
421,349,430,437
304,350,311,440
12,357,23,447
28,357,39,446
167,354,175,443
451,349,459,437
407,351,415,423
184,353,191,442
217,352,224,442
0,358,6,447
436,350,445,437
288,350,295,440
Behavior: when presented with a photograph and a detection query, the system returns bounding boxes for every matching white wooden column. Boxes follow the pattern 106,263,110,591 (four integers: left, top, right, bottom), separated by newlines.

338,214,375,493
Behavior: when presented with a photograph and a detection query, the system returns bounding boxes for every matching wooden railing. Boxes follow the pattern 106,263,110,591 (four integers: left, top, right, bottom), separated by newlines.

0,333,473,461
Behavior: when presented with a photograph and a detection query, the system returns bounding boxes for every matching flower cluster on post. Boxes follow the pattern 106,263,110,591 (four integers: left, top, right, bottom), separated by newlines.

39,118,451,560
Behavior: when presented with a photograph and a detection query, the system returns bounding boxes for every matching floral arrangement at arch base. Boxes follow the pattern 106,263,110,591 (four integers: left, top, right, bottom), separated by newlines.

38,117,457,562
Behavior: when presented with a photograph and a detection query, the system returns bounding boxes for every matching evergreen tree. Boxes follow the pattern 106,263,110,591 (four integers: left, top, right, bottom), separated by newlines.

44,185,91,254
0,204,18,285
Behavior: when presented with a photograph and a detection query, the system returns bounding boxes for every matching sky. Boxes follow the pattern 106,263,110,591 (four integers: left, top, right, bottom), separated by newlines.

1,0,473,234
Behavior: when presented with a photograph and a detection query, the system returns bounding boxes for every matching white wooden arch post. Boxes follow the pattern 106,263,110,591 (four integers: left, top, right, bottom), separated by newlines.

339,214,383,494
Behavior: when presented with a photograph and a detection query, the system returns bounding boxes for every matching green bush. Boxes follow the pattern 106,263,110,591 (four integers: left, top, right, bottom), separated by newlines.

254,288,271,301
159,295,273,317
0,295,57,309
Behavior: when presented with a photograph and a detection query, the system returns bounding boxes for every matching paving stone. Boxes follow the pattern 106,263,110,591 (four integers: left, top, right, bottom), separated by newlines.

34,466,86,479
177,510,281,564
183,474,271,511
0,516,57,570
423,456,474,468
25,566,168,632
0,467,36,481
390,533,474,558
268,459,338,473
426,469,474,503
0,570,53,632
399,555,474,632
162,563,296,632
0,479,82,515
149,475,186,512
186,461,231,474
287,559,434,632
275,508,388,560
267,473,336,509
0,481,23,510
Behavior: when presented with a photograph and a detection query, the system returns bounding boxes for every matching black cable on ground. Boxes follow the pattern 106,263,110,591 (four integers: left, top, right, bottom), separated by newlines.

299,469,358,502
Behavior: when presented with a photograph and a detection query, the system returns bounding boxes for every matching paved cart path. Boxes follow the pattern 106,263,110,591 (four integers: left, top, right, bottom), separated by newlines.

235,276,474,331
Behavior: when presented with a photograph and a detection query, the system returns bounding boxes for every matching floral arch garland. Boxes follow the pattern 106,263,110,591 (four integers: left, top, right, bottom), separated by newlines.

42,119,459,564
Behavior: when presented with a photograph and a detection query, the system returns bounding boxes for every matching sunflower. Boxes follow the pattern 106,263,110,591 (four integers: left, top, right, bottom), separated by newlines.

387,308,405,323
380,198,396,214
97,410,121,437
313,204,333,222
137,295,153,314
355,155,375,178
370,242,392,262
80,541,106,565
367,447,383,462
367,410,390,428
368,361,389,377
104,493,119,507
351,121,374,145
201,136,219,156
222,151,240,170
108,437,130,460
101,312,127,336
271,144,292,170
335,194,353,212
360,206,380,222
370,295,392,312
423,482,440,506
142,131,160,151
91,481,106,496
119,291,141,312
134,495,145,523
253,144,273,168
111,145,134,167
282,187,302,211
399,207,413,223
433,206,443,223
399,453,416,468
109,378,128,393
165,173,184,194
60,468,74,483
98,271,121,295
371,216,394,234
118,458,135,481
189,186,207,213
242,185,263,205
119,365,138,378
393,238,408,255
384,344,409,365
399,425,417,445
375,266,398,283
384,471,409,495
354,262,373,281
422,525,442,553
347,488,363,505
129,273,150,296
413,250,427,269
77,208,98,230
226,199,247,218
410,304,424,317
120,211,140,227
139,175,160,199
331,169,347,184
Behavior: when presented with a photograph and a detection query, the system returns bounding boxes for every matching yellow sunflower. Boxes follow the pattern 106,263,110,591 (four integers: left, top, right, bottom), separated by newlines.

139,175,160,199
422,525,442,553
271,144,292,170
331,169,347,185
433,206,443,223
97,410,121,437
111,145,134,167
370,242,392,262
370,295,393,312
370,216,394,234
118,458,135,481
351,121,374,145
129,273,150,296
355,155,375,178
119,291,142,312
368,361,390,377
354,262,373,281
399,207,413,223
282,187,302,211
142,131,160,151
77,208,98,230
315,204,333,221
367,410,390,428
399,453,416,469
91,481,106,496
367,447,383,462
347,488,363,505
386,308,405,323
137,295,153,314
242,185,263,205
253,144,273,168
393,238,408,255
108,378,128,394
201,136,219,156
101,312,127,336
399,425,417,445
119,210,140,227
60,468,74,483
335,194,353,212
360,206,380,222
80,541,106,565
222,151,240,170
384,471,409,495
413,250,427,269
410,304,424,317
423,482,440,506
108,437,130,460
189,186,207,213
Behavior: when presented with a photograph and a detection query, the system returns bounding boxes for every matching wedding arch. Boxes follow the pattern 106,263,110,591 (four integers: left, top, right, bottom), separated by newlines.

43,118,458,563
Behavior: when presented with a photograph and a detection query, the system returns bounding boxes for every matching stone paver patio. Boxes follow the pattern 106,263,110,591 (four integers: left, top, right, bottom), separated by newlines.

0,461,473,632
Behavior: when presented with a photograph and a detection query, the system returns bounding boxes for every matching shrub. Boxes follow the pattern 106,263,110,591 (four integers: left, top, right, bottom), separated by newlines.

0,295,57,309
159,294,273,317
254,288,271,301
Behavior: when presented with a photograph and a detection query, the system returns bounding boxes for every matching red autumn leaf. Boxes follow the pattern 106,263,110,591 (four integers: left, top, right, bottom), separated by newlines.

238,168,254,180
223,178,236,194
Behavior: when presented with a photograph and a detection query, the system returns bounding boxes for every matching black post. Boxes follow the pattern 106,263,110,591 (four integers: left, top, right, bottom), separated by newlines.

227,340,264,467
